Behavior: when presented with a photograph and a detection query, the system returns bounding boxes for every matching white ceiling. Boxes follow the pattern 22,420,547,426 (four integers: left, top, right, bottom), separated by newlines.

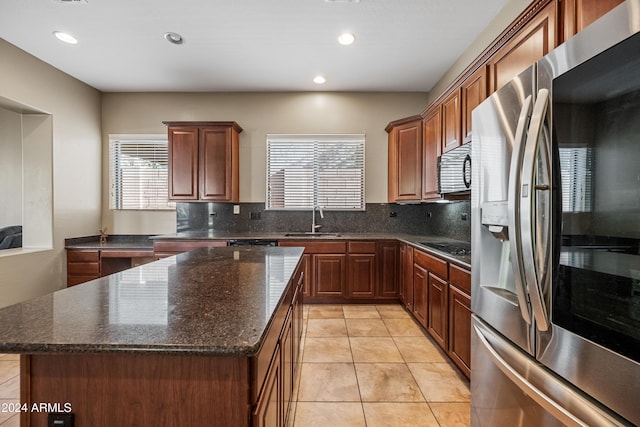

0,0,509,93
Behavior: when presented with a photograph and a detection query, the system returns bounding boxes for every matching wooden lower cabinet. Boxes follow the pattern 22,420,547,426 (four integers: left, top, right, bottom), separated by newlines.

412,263,428,328
253,345,281,427
280,311,294,427
427,272,448,349
314,254,347,297
449,285,472,378
377,241,399,299
399,244,414,310
402,246,472,379
67,249,101,286
347,253,376,298
279,240,399,303
67,248,154,286
253,263,304,427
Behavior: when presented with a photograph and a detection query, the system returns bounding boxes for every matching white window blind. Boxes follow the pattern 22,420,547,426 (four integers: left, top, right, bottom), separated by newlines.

559,147,593,212
109,136,175,210
266,134,365,210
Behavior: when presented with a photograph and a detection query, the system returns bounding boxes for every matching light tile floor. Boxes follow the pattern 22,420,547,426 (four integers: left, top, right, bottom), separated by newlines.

291,304,471,427
0,304,470,427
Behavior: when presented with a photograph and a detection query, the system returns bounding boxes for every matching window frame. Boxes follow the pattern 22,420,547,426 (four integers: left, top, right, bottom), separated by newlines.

109,134,176,211
265,134,366,211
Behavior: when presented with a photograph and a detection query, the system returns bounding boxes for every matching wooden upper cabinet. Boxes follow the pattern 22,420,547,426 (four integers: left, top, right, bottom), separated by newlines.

489,0,558,93
441,89,462,153
164,121,242,202
461,65,488,143
167,127,199,200
386,117,423,202
422,107,441,201
562,0,624,41
199,127,239,201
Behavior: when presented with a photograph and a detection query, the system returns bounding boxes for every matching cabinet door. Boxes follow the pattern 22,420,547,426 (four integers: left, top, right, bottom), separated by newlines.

412,262,428,328
461,65,488,143
376,242,399,299
449,285,471,379
422,107,442,201
389,120,422,202
168,127,199,200
347,254,376,298
253,345,281,427
200,127,238,201
67,250,101,287
562,0,623,41
489,0,557,92
301,254,313,298
427,273,448,350
314,254,346,297
441,89,462,153
401,245,414,310
281,311,293,427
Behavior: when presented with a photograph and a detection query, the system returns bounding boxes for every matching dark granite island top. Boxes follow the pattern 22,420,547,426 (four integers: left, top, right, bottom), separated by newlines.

0,246,304,355
0,246,305,427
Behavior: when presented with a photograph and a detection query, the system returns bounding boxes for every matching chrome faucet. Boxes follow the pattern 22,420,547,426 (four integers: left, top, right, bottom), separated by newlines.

311,205,324,233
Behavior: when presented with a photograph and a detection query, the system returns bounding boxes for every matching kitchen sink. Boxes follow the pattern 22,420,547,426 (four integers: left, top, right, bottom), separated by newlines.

284,232,341,237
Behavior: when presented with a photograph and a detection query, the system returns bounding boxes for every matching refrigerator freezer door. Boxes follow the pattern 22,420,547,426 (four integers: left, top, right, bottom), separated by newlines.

471,65,536,354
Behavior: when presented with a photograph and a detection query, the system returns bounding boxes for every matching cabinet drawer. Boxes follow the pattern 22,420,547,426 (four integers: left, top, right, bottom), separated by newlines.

67,250,99,262
278,240,346,254
348,241,376,253
67,274,100,286
414,249,448,279
449,264,471,295
67,262,100,275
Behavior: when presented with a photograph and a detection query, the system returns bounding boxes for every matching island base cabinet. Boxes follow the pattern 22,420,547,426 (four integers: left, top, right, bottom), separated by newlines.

21,353,251,427
253,346,282,427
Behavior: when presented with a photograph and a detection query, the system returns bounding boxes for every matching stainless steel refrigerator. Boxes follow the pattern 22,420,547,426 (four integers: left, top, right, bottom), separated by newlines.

471,1,640,425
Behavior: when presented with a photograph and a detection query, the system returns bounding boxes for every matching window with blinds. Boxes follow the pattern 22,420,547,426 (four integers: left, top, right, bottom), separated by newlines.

109,136,175,210
559,147,593,212
266,134,365,210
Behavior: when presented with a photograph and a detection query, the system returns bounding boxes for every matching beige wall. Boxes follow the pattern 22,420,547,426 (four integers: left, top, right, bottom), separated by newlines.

0,39,102,308
101,92,428,234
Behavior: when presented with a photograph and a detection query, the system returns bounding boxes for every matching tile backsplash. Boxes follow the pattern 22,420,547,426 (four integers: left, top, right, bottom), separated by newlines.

177,201,471,242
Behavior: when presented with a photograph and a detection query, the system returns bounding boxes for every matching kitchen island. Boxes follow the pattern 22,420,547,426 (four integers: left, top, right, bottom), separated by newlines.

0,246,305,427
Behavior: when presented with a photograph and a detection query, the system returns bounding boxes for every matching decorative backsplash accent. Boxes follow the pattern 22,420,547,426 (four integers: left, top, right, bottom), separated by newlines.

177,201,471,242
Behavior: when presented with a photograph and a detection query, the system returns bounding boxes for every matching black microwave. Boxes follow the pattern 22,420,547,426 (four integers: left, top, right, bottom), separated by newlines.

437,142,471,194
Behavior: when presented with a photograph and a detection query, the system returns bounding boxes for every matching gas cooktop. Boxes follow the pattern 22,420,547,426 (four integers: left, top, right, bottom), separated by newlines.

420,241,471,256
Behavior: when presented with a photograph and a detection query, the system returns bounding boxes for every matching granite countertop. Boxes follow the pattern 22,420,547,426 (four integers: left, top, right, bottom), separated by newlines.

151,231,472,268
0,246,304,356
64,231,470,268
65,234,154,251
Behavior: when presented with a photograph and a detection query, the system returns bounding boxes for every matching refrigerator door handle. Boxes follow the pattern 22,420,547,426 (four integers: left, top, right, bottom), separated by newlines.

519,88,551,331
472,322,626,427
507,94,533,324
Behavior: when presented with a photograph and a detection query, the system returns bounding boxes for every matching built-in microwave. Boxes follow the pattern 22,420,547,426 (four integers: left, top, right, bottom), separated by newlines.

437,142,471,194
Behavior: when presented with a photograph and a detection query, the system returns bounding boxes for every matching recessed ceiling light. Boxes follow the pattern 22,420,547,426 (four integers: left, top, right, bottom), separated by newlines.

53,31,78,44
313,76,327,84
338,32,355,45
164,32,184,45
